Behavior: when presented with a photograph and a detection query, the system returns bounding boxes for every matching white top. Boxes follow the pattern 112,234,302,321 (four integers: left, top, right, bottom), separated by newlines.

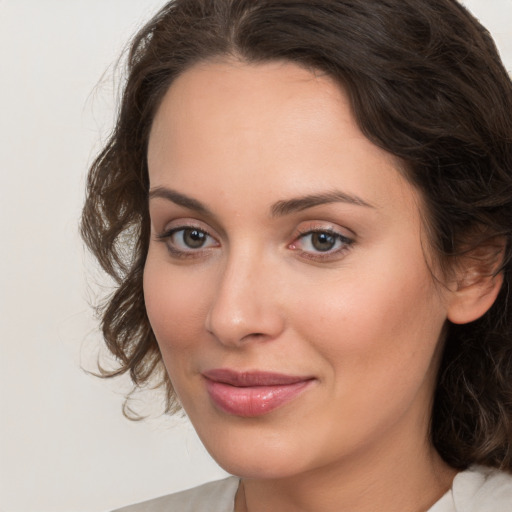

429,465,512,512
112,465,512,512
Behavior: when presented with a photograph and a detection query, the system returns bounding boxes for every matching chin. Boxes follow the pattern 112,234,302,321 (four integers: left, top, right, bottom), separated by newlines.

214,453,308,480
194,420,318,480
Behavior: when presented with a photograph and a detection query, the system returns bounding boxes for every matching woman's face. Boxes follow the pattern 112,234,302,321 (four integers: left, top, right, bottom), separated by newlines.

144,59,451,479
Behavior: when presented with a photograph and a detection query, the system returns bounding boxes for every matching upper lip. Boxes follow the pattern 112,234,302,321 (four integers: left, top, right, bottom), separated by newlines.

202,368,314,387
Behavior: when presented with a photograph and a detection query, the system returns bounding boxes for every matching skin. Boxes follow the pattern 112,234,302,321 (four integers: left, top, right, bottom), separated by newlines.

144,59,460,512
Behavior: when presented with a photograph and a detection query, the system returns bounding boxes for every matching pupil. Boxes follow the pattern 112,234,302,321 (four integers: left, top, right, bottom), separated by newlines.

312,232,335,252
184,229,206,248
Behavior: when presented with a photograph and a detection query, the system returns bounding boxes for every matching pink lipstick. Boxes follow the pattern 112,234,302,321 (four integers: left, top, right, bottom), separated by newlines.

203,369,314,417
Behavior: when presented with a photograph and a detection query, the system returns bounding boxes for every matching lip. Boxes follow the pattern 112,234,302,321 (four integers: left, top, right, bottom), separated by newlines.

202,369,315,417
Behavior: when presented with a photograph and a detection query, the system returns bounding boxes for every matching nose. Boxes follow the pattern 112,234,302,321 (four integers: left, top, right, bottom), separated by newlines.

205,250,285,347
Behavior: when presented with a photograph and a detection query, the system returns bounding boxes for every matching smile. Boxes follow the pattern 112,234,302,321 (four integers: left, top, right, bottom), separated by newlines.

202,369,315,417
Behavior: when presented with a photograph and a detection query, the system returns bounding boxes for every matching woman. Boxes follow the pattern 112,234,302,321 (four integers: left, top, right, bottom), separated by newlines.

81,0,512,510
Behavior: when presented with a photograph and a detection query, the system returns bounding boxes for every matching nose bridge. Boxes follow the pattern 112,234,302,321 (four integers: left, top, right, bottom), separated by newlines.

205,242,284,346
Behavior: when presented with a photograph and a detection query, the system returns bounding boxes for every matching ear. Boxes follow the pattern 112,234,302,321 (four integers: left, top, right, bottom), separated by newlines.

446,240,505,325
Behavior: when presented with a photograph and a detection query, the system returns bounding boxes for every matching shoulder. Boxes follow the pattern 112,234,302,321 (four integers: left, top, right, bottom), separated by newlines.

111,476,240,512
452,465,512,511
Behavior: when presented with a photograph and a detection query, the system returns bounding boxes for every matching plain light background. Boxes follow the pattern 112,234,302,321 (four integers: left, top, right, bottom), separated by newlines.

0,1,511,511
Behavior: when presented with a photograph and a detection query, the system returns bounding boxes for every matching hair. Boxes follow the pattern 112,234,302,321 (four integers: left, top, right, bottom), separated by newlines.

81,0,512,470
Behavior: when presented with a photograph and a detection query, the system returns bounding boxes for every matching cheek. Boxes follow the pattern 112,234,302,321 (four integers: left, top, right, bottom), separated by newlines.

290,250,446,395
143,252,209,354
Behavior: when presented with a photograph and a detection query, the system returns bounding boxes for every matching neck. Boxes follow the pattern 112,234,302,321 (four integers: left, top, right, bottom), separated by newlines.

236,425,457,512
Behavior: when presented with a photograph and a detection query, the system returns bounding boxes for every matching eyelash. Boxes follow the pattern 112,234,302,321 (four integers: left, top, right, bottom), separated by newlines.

156,225,218,259
155,225,354,261
289,227,354,261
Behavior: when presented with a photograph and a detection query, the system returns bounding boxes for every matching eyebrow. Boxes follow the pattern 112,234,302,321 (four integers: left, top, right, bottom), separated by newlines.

271,190,375,217
149,187,213,216
148,186,375,217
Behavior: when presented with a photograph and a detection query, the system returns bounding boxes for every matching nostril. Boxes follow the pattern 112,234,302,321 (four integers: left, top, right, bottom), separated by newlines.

240,332,266,342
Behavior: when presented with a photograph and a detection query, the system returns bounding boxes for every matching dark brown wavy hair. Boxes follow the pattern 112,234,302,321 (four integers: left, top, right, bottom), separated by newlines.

81,0,512,470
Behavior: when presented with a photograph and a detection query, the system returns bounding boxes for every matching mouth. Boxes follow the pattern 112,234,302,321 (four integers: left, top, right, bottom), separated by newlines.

202,368,315,417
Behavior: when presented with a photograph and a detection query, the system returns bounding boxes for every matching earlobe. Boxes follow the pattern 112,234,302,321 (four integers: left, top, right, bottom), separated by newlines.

446,243,505,325
447,272,503,324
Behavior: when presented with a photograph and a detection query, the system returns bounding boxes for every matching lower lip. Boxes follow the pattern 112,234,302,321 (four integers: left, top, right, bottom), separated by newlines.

205,379,313,417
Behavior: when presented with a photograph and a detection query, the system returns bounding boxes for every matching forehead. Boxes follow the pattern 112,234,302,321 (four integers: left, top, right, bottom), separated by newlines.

147,58,419,219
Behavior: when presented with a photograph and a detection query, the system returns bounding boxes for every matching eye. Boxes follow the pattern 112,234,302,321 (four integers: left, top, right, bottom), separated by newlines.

156,226,219,257
304,231,339,252
289,228,354,260
175,228,211,249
